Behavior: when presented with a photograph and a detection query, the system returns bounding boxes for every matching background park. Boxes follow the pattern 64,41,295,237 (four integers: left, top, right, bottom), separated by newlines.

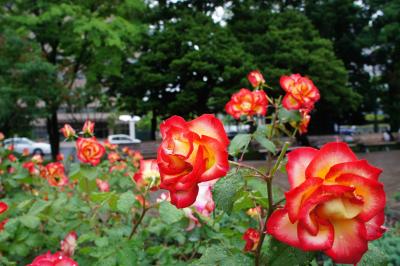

0,0,399,265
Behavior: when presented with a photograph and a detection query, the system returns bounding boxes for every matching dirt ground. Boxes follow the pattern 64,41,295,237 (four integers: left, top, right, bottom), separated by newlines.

246,150,400,217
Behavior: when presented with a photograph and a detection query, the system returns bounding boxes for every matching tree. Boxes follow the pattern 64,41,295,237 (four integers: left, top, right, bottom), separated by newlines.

0,0,144,159
117,9,254,139
229,6,361,133
364,0,400,130
0,29,57,136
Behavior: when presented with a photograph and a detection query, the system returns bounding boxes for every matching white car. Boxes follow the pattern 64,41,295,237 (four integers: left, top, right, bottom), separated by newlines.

107,134,141,145
4,137,51,155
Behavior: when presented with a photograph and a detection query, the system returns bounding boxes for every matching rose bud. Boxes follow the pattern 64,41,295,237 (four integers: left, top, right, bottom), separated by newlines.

243,228,260,252
82,120,95,136
60,124,76,140
60,231,78,257
96,178,110,192
247,70,265,88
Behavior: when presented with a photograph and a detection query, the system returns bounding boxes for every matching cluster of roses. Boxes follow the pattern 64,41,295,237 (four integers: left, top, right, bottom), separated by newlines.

225,71,320,134
155,71,386,264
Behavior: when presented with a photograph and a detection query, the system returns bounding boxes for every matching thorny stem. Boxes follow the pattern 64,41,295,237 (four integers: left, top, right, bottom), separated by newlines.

254,143,290,266
229,160,269,179
128,203,148,240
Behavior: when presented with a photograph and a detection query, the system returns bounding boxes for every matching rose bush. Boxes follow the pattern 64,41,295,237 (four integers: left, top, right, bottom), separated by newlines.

0,70,389,266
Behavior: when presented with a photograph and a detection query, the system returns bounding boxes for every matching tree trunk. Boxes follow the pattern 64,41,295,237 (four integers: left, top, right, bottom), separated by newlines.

150,109,157,140
46,109,60,161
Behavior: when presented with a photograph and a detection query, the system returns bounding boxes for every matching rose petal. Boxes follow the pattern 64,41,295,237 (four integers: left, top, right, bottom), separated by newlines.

286,147,318,189
365,211,386,240
335,174,386,221
305,142,357,179
188,114,229,147
297,218,334,251
266,208,301,249
324,219,368,265
282,94,301,110
325,159,382,181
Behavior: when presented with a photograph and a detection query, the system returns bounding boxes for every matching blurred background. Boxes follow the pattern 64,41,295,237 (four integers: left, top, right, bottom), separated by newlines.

0,0,399,155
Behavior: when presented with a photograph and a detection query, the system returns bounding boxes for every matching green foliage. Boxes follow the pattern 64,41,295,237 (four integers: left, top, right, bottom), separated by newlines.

228,134,252,156
213,172,244,215
159,201,184,224
191,244,252,266
264,237,315,266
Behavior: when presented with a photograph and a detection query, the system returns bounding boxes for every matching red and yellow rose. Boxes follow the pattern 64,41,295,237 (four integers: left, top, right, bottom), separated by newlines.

157,114,229,208
42,162,69,187
280,74,320,110
266,142,386,264
225,88,268,119
76,137,105,166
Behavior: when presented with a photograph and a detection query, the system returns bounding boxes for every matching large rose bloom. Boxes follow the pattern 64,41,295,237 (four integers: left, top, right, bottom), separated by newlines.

27,251,78,266
157,114,229,208
266,142,386,264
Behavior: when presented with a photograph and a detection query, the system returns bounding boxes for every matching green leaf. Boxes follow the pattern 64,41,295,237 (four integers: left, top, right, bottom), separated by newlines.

80,164,99,180
191,245,252,266
19,215,40,229
28,200,51,215
266,238,315,266
90,192,114,203
254,134,276,154
159,201,184,224
357,243,389,266
228,134,252,156
117,192,136,214
278,108,301,123
213,172,244,214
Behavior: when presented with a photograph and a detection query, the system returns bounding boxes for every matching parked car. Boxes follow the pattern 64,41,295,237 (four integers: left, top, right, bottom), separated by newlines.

4,137,51,155
107,134,141,145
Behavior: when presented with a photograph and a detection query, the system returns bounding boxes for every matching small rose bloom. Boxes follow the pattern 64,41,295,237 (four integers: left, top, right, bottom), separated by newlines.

107,152,120,164
243,228,260,252
7,154,16,162
96,178,110,192
157,114,229,208
280,74,320,110
61,231,78,257
7,167,15,174
32,154,43,164
247,70,265,88
42,162,69,187
23,162,40,176
0,202,8,214
247,206,262,218
76,137,105,166
225,88,268,119
27,251,78,266
266,142,386,265
7,144,14,151
298,110,311,135
0,132,4,141
103,139,117,150
60,124,76,139
109,161,127,173
22,148,30,156
82,120,95,136
133,159,160,191
130,151,143,168
57,153,64,161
